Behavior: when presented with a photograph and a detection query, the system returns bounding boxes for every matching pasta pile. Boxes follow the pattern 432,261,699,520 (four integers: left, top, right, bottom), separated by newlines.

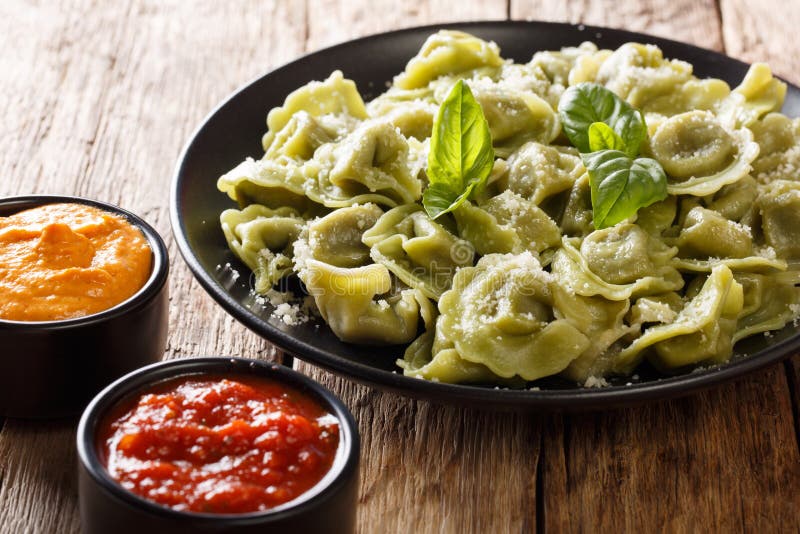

217,30,800,385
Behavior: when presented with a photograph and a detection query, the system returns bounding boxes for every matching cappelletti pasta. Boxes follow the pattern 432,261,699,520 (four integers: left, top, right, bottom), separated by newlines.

218,30,800,385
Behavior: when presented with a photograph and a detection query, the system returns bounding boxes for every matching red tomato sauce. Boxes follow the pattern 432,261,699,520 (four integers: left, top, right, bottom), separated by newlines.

97,375,340,514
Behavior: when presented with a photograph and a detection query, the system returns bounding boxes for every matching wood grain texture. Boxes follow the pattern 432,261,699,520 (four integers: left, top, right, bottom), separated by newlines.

511,0,723,50
0,423,80,533
296,374,541,532
305,0,507,50
1,0,799,533
543,367,799,532
719,0,800,80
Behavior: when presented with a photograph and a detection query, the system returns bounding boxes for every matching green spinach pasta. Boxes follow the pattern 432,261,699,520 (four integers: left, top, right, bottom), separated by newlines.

218,30,800,386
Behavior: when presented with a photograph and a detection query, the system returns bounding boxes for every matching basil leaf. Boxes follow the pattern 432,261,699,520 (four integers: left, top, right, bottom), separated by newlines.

422,182,470,220
588,121,627,152
582,150,668,229
423,79,494,219
558,83,646,157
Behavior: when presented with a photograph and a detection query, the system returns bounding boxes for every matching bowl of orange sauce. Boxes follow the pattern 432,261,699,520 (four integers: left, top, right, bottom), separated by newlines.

77,357,359,534
0,195,169,418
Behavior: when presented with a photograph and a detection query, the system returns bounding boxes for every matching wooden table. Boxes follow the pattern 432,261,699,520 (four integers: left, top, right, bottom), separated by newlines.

1,1,799,532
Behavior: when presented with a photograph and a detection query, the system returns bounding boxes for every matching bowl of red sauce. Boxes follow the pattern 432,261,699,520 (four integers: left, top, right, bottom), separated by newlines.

77,357,359,534
0,195,169,418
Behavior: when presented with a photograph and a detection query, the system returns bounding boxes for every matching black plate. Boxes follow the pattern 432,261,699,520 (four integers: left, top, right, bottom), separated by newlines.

171,21,800,410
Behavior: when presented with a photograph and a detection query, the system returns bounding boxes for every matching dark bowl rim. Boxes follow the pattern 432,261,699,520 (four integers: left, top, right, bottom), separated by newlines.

0,195,169,329
76,356,360,524
169,20,800,409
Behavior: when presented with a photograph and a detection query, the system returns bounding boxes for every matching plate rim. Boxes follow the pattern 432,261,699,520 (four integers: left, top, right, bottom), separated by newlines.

170,19,800,410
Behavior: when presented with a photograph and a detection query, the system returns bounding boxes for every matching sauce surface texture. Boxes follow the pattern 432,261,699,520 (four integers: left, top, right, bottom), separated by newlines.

98,375,340,514
0,202,152,321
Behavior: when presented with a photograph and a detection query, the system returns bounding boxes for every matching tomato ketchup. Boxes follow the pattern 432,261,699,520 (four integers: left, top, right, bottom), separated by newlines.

97,375,340,514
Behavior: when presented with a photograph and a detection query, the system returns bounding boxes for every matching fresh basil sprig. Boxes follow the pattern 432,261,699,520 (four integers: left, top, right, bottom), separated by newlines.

558,83,667,229
423,80,494,220
581,150,667,229
558,82,647,157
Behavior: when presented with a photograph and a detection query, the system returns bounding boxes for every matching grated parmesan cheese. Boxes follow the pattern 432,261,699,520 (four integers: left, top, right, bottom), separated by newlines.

583,376,610,388
254,288,318,326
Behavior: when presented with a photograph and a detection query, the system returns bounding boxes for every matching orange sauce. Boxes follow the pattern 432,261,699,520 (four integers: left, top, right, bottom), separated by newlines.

0,203,152,321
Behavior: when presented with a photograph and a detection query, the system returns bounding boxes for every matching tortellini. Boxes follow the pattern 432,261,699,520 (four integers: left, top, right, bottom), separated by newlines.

595,43,693,107
734,273,800,342
531,42,609,88
394,30,503,90
636,196,678,236
366,87,438,140
397,293,515,384
219,72,423,213
295,205,423,345
756,180,800,258
642,78,731,118
616,265,743,372
300,258,424,344
262,70,367,151
493,62,562,108
217,154,318,213
220,205,305,292
750,113,800,184
426,74,560,157
362,204,474,300
553,286,636,382
435,252,590,380
559,173,594,237
706,175,758,222
303,203,382,268
470,82,560,157
313,120,424,207
676,206,753,259
718,63,787,128
454,191,561,256
217,30,800,388
551,225,683,300
499,142,585,205
647,110,760,196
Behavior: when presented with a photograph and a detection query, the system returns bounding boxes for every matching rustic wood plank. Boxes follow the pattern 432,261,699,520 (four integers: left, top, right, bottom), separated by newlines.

297,373,541,532
719,0,800,81
305,0,508,50
511,1,800,531
0,423,80,534
0,1,307,531
511,0,723,50
543,367,800,532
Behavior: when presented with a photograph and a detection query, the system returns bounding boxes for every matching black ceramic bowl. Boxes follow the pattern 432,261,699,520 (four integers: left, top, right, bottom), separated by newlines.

171,21,800,410
77,357,359,534
0,195,169,418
